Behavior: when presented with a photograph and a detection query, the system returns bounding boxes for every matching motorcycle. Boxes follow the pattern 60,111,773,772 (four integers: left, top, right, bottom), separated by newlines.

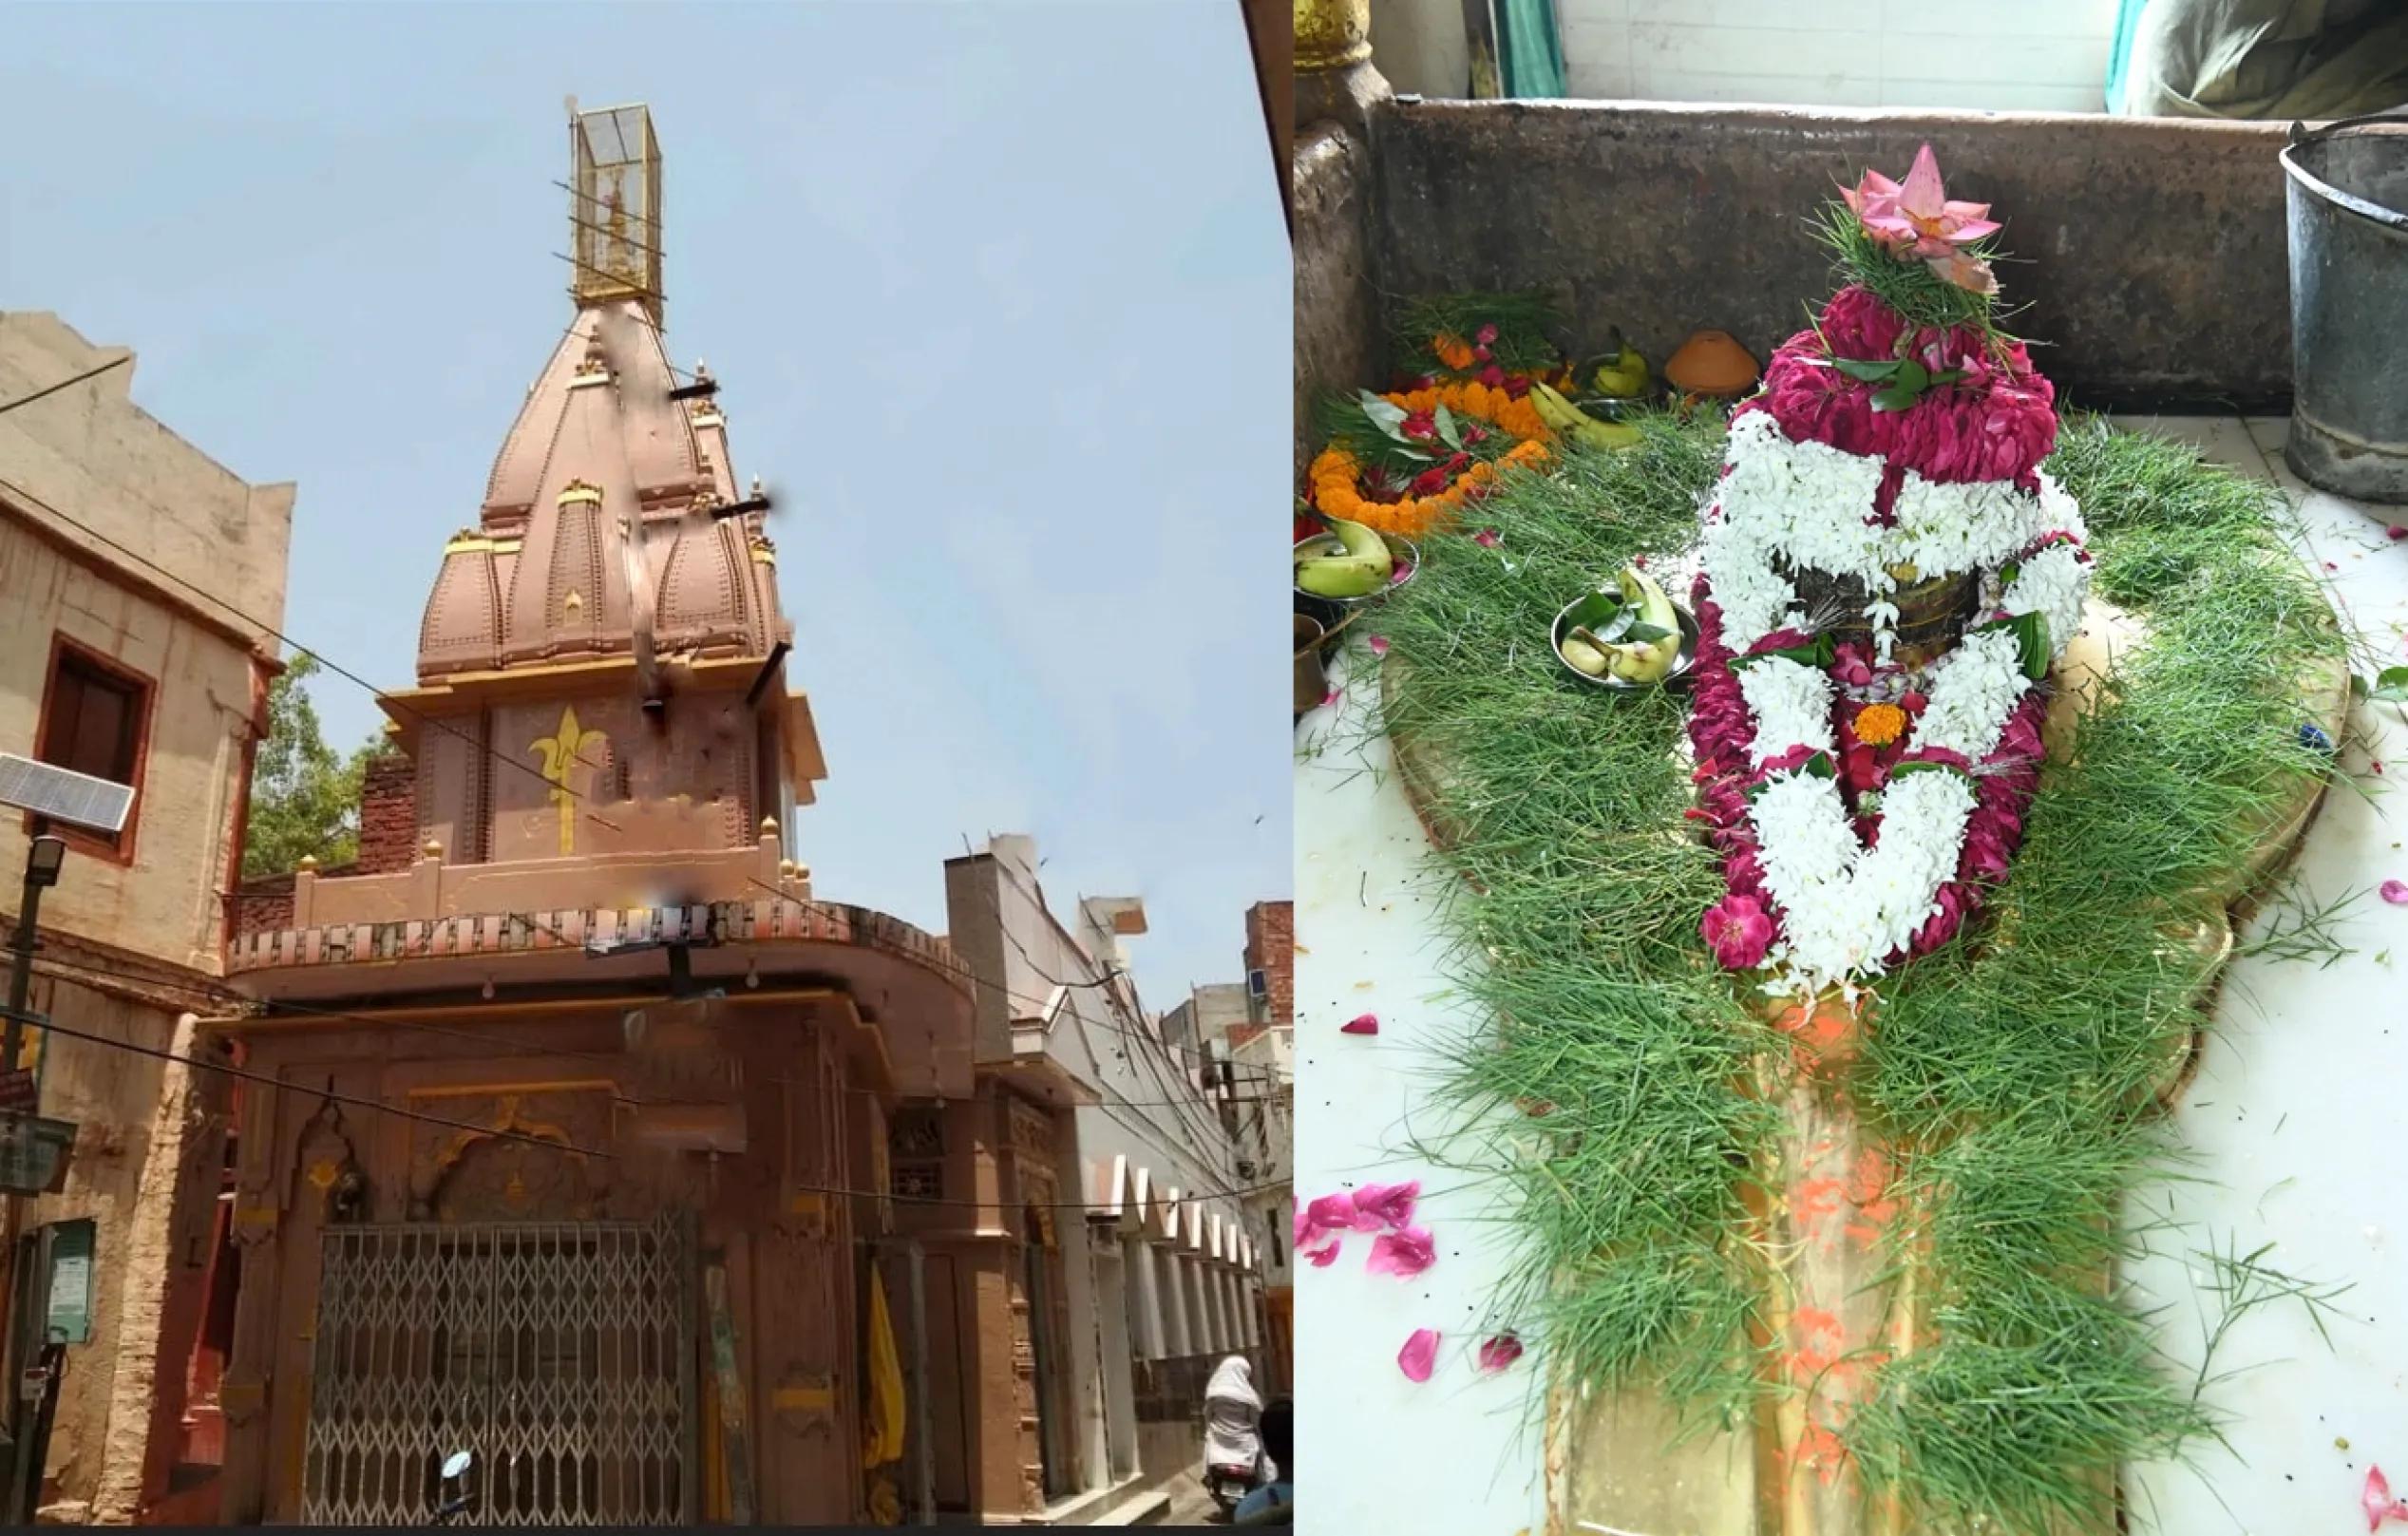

1203,1451,1261,1518
433,1450,476,1526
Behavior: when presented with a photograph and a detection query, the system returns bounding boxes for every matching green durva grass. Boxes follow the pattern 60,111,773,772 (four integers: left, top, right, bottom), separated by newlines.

1361,411,2343,1532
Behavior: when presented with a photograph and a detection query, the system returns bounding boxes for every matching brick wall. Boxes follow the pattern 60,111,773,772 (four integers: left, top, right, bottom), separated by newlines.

355,752,418,874
228,874,296,941
1242,901,1293,1026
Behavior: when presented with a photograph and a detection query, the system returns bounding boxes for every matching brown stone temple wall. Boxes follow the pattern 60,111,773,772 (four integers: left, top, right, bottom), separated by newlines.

210,998,872,1527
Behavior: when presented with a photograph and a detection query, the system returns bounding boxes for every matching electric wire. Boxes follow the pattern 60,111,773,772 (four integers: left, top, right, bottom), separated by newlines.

0,353,133,417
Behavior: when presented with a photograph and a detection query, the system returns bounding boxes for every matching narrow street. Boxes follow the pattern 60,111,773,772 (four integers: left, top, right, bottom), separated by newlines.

1152,1474,1225,1527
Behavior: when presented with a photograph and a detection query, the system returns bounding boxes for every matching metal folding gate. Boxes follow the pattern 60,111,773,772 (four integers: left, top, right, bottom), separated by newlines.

301,1216,697,1526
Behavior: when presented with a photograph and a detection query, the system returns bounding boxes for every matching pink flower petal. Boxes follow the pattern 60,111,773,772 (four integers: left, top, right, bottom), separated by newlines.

1339,1013,1379,1035
1397,1327,1439,1383
1366,1225,1437,1280
1369,635,1391,657
2381,880,2408,905
1302,1242,1341,1268
1477,1333,1525,1373
1472,527,1501,549
2388,525,2407,541
1349,1180,1421,1230
2364,1465,2408,1530
1320,687,1341,709
1297,1191,1357,1249
1898,143,1946,220
1388,560,1413,585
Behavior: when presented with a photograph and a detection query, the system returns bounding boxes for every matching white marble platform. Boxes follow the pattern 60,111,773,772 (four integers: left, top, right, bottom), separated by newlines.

1293,415,2408,1534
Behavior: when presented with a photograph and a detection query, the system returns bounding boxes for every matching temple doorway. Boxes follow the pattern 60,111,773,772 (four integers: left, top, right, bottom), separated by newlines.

299,1215,695,1526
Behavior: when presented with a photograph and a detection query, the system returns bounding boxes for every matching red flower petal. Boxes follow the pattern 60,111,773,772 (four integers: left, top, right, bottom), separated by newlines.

1398,1327,1440,1383
1369,635,1391,658
1477,1333,1525,1373
1349,1180,1420,1230
1340,1013,1379,1035
1302,1242,1341,1268
1321,688,1341,709
2389,526,2407,541
2382,880,2408,905
1366,1226,1436,1279
1472,528,1501,549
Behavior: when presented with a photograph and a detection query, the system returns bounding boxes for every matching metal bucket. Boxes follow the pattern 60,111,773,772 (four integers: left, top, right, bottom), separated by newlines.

2282,114,2408,504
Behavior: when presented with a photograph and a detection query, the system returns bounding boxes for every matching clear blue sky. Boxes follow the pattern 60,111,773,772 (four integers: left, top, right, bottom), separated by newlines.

0,0,1290,1004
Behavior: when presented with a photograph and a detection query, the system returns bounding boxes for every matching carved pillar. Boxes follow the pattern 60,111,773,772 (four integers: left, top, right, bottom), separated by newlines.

1294,0,1388,140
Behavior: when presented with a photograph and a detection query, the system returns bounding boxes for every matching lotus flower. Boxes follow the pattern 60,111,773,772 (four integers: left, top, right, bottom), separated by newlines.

1846,144,2000,294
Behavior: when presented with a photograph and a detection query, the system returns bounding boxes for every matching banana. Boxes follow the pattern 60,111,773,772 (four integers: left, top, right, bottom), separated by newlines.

1590,332,1649,398
1295,517,1394,598
1606,564,1681,684
1529,381,1642,451
1561,630,1610,676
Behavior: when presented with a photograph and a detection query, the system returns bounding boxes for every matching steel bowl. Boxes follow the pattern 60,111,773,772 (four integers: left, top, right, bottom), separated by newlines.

1552,585,1700,692
1293,532,1419,611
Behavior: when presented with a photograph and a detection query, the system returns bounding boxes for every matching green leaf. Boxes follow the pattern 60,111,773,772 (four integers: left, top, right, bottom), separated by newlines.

1621,621,1675,644
1433,403,1463,452
1893,359,1930,392
1870,384,1919,412
1358,389,1411,436
1831,357,1903,382
2369,665,2408,703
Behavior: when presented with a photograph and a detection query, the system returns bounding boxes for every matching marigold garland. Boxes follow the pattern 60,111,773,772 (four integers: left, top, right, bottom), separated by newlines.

1308,381,1554,539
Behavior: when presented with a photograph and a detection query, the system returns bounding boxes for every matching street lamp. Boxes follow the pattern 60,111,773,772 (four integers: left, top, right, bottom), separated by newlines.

22,838,62,891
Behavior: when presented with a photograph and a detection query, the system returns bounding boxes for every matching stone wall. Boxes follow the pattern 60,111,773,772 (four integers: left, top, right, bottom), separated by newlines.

1360,101,2296,410
1293,123,1382,478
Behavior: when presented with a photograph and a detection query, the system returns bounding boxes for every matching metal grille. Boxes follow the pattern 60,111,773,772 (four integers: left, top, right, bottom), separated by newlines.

303,1217,695,1526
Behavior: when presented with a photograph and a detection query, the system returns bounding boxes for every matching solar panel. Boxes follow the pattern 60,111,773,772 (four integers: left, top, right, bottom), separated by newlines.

0,753,135,834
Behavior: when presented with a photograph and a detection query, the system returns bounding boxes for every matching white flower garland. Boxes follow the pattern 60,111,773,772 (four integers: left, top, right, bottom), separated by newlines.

1911,628,2033,760
1738,656,1837,763
2001,542,2090,662
1703,415,2095,994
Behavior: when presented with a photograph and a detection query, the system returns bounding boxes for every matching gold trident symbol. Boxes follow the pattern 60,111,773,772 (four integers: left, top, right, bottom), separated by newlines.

529,705,607,856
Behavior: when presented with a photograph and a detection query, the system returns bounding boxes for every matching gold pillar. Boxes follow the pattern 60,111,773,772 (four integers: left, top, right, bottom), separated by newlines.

1294,0,1370,72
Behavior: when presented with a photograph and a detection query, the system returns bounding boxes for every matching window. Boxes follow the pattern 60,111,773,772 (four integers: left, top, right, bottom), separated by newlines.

35,643,149,853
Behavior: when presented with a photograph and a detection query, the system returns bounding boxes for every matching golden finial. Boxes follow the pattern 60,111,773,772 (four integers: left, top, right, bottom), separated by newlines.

759,815,780,837
297,854,319,871
778,858,798,878
422,837,445,859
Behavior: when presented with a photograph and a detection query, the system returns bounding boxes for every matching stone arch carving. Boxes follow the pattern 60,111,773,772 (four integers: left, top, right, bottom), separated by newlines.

408,1094,604,1222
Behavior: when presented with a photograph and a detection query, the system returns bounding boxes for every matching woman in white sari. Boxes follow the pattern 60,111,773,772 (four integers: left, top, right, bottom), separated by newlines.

1202,1355,1273,1486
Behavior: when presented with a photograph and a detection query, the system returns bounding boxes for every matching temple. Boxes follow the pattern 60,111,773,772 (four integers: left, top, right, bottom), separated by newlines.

180,104,1269,1526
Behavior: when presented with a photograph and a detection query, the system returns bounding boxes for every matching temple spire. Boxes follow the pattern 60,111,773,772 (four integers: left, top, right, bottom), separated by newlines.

567,99,662,322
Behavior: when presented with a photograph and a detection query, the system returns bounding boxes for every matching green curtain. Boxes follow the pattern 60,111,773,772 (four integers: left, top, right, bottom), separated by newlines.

1495,0,1568,100
2104,0,2151,112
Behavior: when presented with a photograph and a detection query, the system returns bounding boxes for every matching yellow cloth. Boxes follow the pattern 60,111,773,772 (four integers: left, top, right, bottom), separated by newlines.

863,1269,907,1470
866,1476,901,1527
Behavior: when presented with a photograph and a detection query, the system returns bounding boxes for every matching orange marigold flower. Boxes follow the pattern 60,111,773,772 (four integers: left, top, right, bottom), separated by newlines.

1854,702,1907,747
1433,332,1476,371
